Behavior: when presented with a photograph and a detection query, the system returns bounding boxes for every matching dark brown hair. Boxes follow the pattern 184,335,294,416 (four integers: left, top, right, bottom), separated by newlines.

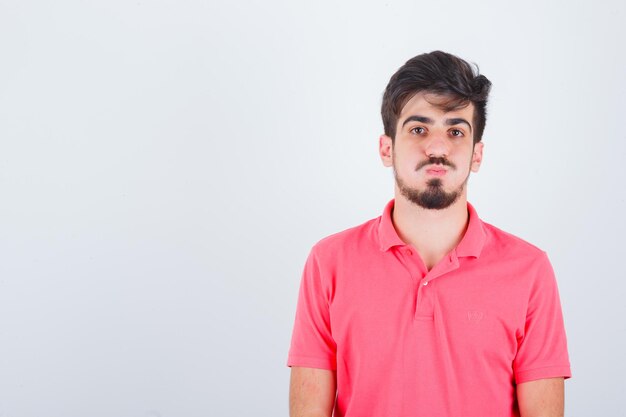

381,51,492,143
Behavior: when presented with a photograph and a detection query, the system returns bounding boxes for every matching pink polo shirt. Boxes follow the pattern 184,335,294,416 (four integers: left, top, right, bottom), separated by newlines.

287,199,571,417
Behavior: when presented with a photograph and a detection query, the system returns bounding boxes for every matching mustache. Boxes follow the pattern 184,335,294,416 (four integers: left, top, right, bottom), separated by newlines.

416,156,456,171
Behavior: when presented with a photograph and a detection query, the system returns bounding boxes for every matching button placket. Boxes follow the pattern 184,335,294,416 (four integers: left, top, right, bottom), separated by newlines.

415,279,430,320
415,261,448,319
415,273,430,316
396,246,428,319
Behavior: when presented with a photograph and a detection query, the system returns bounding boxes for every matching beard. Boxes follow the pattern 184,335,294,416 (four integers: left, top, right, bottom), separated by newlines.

393,157,470,210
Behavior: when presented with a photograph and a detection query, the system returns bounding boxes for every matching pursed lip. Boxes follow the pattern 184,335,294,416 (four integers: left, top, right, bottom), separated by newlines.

424,165,448,175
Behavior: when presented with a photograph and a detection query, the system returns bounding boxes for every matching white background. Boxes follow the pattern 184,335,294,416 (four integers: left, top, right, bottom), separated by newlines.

1,0,624,416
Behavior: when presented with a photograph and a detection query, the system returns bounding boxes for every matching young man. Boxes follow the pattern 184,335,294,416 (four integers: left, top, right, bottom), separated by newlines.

287,51,571,417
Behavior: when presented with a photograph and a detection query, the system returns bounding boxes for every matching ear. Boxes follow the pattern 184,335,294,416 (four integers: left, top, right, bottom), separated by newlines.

470,141,484,173
379,134,394,167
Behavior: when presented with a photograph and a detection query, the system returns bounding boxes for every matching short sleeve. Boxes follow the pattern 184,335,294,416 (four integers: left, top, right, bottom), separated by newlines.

287,247,337,370
513,252,572,383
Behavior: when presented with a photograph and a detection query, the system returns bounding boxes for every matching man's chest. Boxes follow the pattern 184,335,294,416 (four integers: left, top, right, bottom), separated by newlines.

328,255,528,363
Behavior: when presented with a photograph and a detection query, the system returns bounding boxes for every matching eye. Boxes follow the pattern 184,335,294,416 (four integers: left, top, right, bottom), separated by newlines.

450,129,464,137
410,126,426,135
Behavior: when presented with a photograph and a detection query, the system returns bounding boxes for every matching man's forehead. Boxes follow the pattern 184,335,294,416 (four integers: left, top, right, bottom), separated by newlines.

400,91,474,117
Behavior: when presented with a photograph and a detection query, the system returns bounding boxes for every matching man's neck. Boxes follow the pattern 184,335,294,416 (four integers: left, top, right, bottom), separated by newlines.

391,192,470,271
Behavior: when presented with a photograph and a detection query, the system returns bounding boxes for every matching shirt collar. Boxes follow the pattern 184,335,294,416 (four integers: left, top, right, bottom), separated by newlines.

378,199,405,252
455,202,486,258
377,199,486,258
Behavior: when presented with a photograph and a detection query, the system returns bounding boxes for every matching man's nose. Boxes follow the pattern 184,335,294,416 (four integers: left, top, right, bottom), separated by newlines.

424,132,450,158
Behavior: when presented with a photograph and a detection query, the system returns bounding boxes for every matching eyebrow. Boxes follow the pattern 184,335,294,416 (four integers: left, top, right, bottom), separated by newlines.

401,115,472,132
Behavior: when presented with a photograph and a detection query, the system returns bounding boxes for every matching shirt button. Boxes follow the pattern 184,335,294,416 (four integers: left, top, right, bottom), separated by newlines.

423,281,429,286
406,249,413,256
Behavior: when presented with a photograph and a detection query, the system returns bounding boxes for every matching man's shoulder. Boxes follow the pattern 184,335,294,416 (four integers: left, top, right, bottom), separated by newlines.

481,220,546,259
310,216,380,255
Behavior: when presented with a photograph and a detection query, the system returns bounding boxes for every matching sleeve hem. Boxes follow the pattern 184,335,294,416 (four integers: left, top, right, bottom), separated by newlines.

286,354,336,370
515,365,572,384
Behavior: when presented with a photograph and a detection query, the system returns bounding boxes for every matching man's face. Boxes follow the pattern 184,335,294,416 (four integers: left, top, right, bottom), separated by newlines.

379,92,484,210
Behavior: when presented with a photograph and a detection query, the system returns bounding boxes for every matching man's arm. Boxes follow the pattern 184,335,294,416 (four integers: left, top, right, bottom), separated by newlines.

517,377,564,417
289,367,336,417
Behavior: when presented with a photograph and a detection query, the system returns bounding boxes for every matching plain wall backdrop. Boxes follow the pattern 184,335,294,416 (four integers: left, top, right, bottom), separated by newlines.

1,0,625,416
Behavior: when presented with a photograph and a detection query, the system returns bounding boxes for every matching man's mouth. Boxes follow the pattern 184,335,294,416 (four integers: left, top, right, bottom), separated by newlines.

425,166,447,176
